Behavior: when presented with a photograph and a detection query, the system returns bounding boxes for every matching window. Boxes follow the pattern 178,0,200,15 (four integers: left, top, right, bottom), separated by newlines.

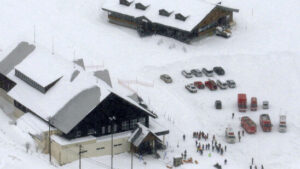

114,144,122,147
130,119,137,129
122,121,129,130
88,128,95,135
113,124,118,132
107,125,111,134
76,131,81,137
102,126,106,135
96,147,105,150
139,117,146,125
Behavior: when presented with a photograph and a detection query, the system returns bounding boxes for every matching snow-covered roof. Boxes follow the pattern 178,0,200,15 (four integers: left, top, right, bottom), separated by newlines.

14,47,70,88
102,0,220,32
6,45,111,131
128,123,161,147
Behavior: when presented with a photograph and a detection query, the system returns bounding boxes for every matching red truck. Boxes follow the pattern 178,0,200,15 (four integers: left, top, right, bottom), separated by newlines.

260,114,272,132
238,94,247,112
205,80,217,91
250,97,257,111
241,116,256,134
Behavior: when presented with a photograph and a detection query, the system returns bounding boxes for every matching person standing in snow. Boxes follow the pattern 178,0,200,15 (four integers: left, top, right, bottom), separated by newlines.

183,134,186,141
224,145,227,152
251,157,254,165
261,164,264,169
224,159,227,165
238,135,241,142
242,130,245,136
254,165,257,169
250,165,252,169
232,113,235,119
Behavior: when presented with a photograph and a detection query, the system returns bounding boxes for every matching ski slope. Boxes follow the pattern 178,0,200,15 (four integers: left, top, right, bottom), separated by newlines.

0,0,300,169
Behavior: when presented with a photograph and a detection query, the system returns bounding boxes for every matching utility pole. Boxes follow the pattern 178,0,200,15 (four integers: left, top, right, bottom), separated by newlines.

109,116,116,169
48,117,52,164
79,144,87,169
131,151,133,169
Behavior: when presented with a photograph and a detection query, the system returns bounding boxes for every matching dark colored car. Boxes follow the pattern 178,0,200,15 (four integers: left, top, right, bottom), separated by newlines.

213,67,225,75
226,80,236,88
215,100,222,109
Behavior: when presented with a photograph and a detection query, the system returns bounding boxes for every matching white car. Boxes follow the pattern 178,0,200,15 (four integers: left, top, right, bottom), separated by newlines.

225,127,236,144
185,84,197,93
216,26,231,38
181,70,193,78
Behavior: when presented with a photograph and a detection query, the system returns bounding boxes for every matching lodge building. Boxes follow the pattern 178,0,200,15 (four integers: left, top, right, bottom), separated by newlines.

102,0,239,43
0,42,169,165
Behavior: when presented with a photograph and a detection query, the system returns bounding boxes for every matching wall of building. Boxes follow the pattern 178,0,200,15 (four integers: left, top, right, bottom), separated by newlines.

0,88,24,118
51,135,130,165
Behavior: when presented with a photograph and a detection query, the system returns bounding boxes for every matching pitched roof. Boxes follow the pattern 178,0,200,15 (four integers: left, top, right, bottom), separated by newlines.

128,123,162,147
102,0,220,32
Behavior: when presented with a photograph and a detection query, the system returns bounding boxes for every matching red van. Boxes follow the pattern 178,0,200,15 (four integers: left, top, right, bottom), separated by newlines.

238,94,247,112
250,97,257,111
241,116,256,134
260,114,272,132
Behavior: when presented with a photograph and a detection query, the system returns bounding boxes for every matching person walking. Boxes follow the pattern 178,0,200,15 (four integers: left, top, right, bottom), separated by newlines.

224,146,227,152
242,130,245,136
251,157,254,165
261,164,264,169
232,112,235,119
224,159,227,165
255,165,257,169
183,134,186,141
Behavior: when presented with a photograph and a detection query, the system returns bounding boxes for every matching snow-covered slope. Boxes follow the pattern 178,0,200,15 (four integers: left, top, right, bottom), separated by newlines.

0,0,300,169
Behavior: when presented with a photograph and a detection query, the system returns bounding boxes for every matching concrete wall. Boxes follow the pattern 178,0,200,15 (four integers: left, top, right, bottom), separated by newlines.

51,135,130,165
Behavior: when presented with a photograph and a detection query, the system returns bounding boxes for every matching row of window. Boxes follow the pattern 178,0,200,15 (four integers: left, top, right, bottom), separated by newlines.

75,117,146,137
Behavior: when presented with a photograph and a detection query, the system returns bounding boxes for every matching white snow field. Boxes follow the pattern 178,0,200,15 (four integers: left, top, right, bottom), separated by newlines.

0,0,300,169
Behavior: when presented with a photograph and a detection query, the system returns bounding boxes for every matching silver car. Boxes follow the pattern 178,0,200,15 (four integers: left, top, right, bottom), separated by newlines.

160,74,173,83
191,69,202,77
216,80,228,89
202,68,213,77
181,70,193,78
185,84,197,93
263,101,269,109
226,80,236,88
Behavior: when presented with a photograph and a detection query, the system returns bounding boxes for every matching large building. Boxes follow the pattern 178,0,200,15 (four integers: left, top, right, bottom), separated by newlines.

102,0,239,43
0,42,169,165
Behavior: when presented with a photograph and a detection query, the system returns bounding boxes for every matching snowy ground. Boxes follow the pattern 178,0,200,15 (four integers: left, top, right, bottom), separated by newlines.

0,0,300,169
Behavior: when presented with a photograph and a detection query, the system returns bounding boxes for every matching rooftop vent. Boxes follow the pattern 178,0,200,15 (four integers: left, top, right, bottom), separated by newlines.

135,3,149,10
175,13,188,21
119,0,133,6
159,9,172,17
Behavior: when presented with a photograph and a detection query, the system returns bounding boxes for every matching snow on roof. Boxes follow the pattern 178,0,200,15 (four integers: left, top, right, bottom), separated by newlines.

17,113,55,135
14,46,70,88
102,0,220,31
128,123,161,147
7,46,111,124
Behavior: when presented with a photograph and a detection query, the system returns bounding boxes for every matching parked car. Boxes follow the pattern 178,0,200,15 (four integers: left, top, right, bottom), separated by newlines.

216,80,228,89
216,26,231,38
263,101,269,109
160,74,173,83
225,127,236,143
185,84,197,93
191,69,202,77
260,114,272,132
226,80,236,88
213,67,225,75
250,97,257,111
194,81,205,89
241,116,257,134
181,70,193,78
205,80,217,91
215,100,222,109
279,115,287,133
238,93,247,112
202,68,213,77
